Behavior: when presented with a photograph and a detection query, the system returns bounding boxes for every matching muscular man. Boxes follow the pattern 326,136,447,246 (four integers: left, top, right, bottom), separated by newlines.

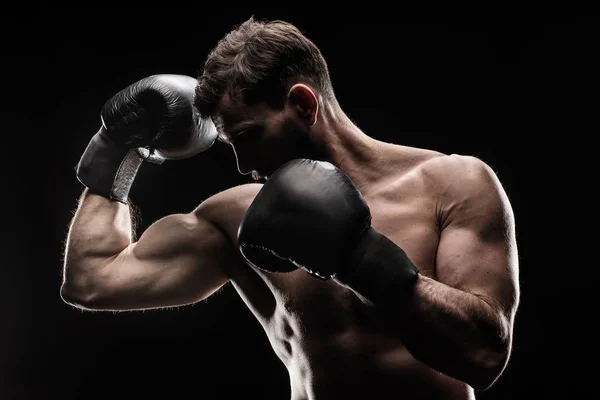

62,18,520,400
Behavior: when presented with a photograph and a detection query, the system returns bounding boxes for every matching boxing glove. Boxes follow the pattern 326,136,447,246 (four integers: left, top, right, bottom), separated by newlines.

76,74,218,203
237,158,419,308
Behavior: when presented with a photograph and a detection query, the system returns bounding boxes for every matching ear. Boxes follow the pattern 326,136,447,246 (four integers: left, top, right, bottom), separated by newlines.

288,84,319,126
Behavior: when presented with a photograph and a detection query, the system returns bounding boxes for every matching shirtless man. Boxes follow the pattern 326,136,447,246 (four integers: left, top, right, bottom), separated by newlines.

61,18,520,400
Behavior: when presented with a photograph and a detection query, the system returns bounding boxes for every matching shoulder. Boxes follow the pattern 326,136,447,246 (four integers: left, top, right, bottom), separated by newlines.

420,153,502,196
420,153,495,185
199,183,263,210
420,154,513,227
193,183,263,242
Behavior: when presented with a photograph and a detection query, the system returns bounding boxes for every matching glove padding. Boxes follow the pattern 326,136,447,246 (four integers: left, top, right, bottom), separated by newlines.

238,158,370,278
76,74,218,203
237,158,419,308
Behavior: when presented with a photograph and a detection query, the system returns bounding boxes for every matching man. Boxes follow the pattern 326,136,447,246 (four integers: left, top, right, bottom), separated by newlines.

62,17,520,400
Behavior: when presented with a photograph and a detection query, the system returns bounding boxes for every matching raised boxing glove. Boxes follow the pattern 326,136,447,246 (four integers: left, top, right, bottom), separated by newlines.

76,74,218,203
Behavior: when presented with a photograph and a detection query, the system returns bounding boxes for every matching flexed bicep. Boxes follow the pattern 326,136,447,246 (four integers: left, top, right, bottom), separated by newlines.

63,211,236,311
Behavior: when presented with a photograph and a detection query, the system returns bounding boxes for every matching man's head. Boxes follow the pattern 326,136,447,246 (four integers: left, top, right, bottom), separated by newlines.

195,17,335,180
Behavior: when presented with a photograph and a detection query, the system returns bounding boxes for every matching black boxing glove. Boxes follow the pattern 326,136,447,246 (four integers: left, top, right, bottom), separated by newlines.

76,74,218,203
237,158,419,309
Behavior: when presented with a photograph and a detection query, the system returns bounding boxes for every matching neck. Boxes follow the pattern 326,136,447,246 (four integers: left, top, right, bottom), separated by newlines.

308,100,384,190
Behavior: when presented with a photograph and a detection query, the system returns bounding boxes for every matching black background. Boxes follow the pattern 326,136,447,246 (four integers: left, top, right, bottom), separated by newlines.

1,8,596,400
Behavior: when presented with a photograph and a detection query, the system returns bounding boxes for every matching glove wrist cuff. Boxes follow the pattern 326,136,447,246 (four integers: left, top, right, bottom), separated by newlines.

336,227,419,310
75,130,144,204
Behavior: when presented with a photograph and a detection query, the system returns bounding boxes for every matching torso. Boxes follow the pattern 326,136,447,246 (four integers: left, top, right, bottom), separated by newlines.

206,144,476,400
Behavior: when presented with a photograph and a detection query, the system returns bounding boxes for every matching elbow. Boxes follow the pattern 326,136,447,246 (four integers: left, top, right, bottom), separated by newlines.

60,283,96,310
467,310,514,391
467,344,511,391
468,364,505,391
60,267,105,311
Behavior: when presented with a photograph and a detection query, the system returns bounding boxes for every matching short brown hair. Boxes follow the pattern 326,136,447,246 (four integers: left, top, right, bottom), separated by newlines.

195,17,334,118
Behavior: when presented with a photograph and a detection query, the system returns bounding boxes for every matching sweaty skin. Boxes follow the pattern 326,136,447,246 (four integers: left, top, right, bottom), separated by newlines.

62,142,518,400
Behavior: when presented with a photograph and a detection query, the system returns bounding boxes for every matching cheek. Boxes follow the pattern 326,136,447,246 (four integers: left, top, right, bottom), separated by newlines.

260,117,309,162
269,119,305,145
263,129,298,156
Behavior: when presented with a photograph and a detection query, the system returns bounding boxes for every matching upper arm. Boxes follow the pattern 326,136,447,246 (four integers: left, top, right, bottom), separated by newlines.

76,211,239,311
75,184,262,311
434,156,520,328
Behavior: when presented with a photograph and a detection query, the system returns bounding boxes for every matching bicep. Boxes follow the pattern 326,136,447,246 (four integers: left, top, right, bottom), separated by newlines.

435,158,520,319
436,223,519,316
92,213,237,310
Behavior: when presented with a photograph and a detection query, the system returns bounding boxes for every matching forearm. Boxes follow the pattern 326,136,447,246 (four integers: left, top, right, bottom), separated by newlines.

337,228,510,389
397,275,510,390
63,189,133,284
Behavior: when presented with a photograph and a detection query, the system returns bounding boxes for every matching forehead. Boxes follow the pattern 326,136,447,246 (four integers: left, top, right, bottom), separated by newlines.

213,93,273,133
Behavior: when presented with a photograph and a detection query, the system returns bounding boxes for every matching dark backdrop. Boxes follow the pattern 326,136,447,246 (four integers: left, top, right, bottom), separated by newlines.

1,9,595,400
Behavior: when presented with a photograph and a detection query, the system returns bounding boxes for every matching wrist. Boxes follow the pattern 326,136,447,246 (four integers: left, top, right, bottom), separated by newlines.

75,129,144,204
335,227,419,311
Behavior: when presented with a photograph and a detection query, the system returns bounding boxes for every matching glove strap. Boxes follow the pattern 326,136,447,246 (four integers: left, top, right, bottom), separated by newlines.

109,148,144,202
75,129,161,204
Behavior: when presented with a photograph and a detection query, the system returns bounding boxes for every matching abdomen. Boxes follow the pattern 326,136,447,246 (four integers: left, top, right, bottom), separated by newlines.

294,329,475,400
259,279,473,400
